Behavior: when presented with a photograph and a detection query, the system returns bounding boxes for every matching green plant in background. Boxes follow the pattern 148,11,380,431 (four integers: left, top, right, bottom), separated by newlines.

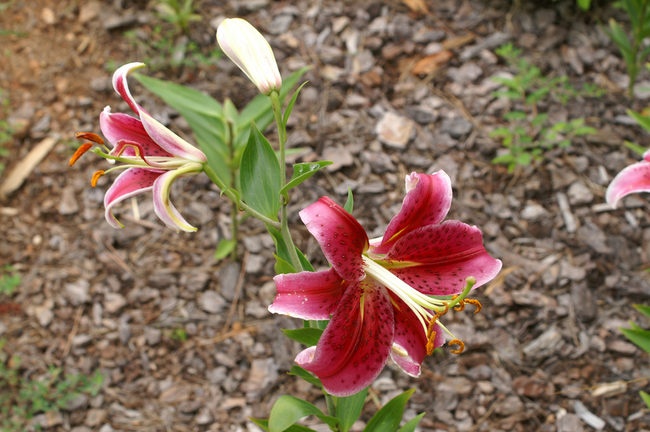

155,0,201,35
621,304,650,408
606,0,650,97
0,88,13,177
0,266,20,296
490,43,600,172
0,339,104,431
577,0,592,9
123,25,222,70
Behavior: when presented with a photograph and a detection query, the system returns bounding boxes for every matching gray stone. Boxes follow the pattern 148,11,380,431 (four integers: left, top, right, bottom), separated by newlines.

376,112,415,149
198,291,226,314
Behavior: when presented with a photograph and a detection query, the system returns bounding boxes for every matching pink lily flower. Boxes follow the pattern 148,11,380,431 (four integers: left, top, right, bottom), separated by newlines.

269,171,502,396
606,150,650,208
71,62,207,232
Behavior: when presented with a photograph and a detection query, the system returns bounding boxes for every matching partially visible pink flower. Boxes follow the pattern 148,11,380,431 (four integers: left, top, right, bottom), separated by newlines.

269,171,502,396
606,150,650,208
216,18,282,94
71,62,207,232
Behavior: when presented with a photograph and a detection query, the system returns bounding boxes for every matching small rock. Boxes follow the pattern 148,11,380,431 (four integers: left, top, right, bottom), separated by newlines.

78,1,101,24
41,7,56,24
104,292,127,314
85,408,107,427
322,145,354,171
440,116,473,139
33,301,54,327
493,395,524,416
144,326,162,346
557,412,584,432
198,291,226,314
376,112,415,149
523,326,564,360
567,182,594,205
243,358,278,398
65,280,90,305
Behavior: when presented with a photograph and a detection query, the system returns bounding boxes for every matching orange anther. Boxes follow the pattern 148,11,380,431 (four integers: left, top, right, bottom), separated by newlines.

91,170,105,187
448,339,465,354
464,298,482,314
75,132,104,145
69,143,93,166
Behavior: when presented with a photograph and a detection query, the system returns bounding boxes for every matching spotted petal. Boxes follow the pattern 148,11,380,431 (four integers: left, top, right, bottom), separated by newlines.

387,221,502,295
295,280,394,396
104,168,161,228
269,269,345,320
389,295,429,377
373,171,452,254
606,153,650,208
299,197,368,281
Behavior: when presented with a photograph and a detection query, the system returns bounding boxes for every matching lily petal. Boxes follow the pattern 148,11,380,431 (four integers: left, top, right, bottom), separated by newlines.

112,62,145,114
387,221,502,295
100,109,172,157
269,269,346,320
152,169,198,232
139,109,207,163
111,63,207,163
104,168,161,228
217,18,282,94
389,296,428,377
375,171,453,254
606,158,650,208
299,197,368,281
296,280,394,396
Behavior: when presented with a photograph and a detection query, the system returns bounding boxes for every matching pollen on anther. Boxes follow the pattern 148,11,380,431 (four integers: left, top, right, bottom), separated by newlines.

448,338,465,354
464,298,482,314
75,131,104,145
91,170,105,187
69,143,93,166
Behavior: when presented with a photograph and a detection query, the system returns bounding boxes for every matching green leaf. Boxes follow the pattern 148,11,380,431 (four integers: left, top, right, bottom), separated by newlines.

641,390,650,409
289,365,323,388
577,0,591,10
620,327,650,352
624,140,648,156
134,73,232,185
214,239,236,260
335,388,368,432
627,109,650,132
236,67,311,148
269,395,338,432
282,328,323,347
364,389,415,432
344,189,354,213
239,125,282,219
251,418,317,432
283,80,310,126
397,413,426,432
634,304,650,318
503,111,528,121
281,161,333,194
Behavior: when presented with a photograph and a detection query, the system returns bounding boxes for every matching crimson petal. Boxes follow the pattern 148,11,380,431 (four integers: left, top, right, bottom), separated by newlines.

299,197,368,281
374,172,452,254
387,221,502,295
269,269,346,320
296,280,394,396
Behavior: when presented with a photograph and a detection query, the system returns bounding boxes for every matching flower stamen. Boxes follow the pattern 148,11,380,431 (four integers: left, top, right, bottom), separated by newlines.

448,339,465,354
69,143,94,166
91,170,105,187
75,132,104,145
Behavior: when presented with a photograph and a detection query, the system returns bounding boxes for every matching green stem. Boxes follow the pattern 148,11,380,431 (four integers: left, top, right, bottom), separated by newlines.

202,164,280,230
226,121,239,260
269,90,303,272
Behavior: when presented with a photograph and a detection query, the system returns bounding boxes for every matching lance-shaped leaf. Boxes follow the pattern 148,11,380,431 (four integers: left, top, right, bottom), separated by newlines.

269,395,338,432
281,161,333,194
363,389,415,432
239,125,281,219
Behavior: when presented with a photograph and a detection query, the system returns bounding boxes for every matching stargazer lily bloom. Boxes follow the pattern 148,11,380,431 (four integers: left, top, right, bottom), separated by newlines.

269,171,502,396
216,18,282,94
70,62,207,232
606,150,650,208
